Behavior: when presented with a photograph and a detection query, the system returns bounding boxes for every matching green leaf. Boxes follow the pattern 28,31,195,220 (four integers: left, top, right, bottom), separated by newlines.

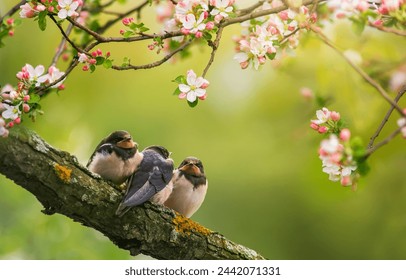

203,32,212,41
187,99,198,108
357,161,370,176
95,56,105,65
173,87,181,96
123,30,134,38
266,52,276,60
28,94,41,104
38,11,47,31
351,18,365,35
172,75,185,84
103,59,112,69
90,64,96,73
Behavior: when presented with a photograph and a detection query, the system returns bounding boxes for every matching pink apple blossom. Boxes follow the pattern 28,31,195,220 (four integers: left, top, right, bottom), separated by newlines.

178,69,209,102
19,3,36,18
57,0,79,20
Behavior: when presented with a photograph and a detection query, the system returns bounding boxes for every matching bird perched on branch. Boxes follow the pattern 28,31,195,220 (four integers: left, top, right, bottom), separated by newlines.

164,157,208,218
115,145,174,217
87,130,142,185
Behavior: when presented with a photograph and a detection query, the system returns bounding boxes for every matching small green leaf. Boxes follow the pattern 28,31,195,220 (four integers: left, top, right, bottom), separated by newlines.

123,30,134,38
173,87,181,96
95,56,105,65
203,32,212,41
28,94,41,104
266,52,276,60
103,59,112,69
38,11,47,31
187,99,198,108
351,18,365,35
172,75,186,84
357,161,370,176
90,64,96,73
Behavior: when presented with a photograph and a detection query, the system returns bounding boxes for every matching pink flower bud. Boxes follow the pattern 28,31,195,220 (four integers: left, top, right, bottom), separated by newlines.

23,95,30,102
119,29,125,35
310,122,319,130
106,51,111,58
88,58,96,65
330,152,341,163
214,14,223,23
14,117,21,124
341,176,351,186
6,18,14,25
339,128,351,141
91,51,97,57
198,94,207,100
96,49,103,56
148,44,155,50
23,104,30,113
240,61,249,69
195,31,203,38
279,10,289,21
7,121,14,128
122,17,134,26
48,6,54,12
35,4,46,12
258,56,266,65
330,111,340,122
82,65,89,71
178,92,187,99
8,30,14,37
58,84,65,90
201,82,209,89
373,19,383,26
203,11,209,19
205,21,215,30
181,28,190,35
318,126,328,134
62,53,69,61
300,87,313,100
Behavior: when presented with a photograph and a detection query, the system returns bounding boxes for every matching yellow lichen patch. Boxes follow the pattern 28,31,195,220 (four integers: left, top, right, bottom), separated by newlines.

54,163,72,184
172,214,212,236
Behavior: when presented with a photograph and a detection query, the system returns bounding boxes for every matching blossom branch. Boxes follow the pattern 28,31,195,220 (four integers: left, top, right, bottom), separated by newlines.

96,0,150,34
311,25,404,115
365,124,405,157
202,26,224,78
49,15,86,57
111,39,192,71
368,86,406,149
222,0,325,27
367,22,406,36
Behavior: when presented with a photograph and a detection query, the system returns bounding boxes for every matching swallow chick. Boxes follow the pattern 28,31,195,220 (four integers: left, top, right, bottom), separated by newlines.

164,157,208,218
87,130,142,185
115,145,174,217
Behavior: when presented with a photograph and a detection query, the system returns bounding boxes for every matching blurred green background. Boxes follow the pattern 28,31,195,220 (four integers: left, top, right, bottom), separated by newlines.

1,1,405,260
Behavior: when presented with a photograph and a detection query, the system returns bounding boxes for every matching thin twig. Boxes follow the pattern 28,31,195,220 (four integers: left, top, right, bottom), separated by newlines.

368,87,406,149
365,124,405,157
0,0,27,22
111,39,192,71
222,0,326,27
202,26,224,78
237,0,266,16
311,26,404,115
367,22,406,36
96,1,150,34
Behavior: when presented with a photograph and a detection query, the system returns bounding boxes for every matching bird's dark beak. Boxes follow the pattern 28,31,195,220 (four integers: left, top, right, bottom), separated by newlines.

179,163,200,176
117,137,136,149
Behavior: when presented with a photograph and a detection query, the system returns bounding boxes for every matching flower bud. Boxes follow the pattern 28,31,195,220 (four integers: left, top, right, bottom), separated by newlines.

318,126,328,134
23,103,30,113
195,31,203,38
340,128,351,141
205,22,215,30
330,111,340,122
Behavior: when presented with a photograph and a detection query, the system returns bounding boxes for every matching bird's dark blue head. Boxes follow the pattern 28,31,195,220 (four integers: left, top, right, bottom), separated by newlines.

143,145,171,159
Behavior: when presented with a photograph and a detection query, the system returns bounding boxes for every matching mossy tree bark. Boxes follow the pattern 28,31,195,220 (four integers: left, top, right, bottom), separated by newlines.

0,126,265,260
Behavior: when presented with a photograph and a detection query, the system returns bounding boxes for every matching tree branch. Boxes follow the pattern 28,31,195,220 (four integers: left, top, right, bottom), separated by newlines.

0,126,265,260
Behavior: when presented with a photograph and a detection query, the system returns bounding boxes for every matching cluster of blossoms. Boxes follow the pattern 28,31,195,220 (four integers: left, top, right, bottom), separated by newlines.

148,0,235,54
0,17,21,47
326,0,406,29
77,49,112,72
233,1,317,70
173,69,209,107
0,64,65,137
311,107,359,187
19,0,82,20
